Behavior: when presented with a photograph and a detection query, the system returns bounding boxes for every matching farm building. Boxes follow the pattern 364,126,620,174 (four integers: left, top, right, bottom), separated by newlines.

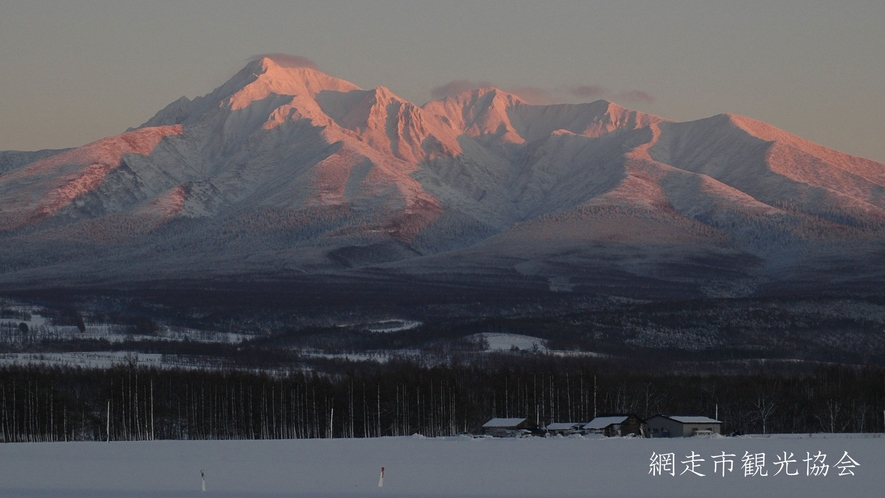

582,414,646,437
644,415,722,438
481,417,537,437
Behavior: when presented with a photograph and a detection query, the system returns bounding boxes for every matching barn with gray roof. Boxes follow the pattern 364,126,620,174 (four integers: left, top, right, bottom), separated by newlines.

644,415,722,438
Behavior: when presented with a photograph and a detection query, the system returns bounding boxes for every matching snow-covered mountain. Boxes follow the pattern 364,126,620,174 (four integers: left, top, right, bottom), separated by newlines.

2,56,884,298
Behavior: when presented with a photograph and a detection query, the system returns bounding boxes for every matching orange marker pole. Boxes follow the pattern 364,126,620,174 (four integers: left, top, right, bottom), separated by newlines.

378,466,385,487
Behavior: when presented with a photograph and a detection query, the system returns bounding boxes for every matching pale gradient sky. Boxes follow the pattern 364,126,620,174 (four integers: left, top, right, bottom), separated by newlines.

1,1,883,162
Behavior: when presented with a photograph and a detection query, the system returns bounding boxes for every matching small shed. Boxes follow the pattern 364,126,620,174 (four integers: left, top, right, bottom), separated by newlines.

545,422,583,436
582,414,646,437
481,417,536,437
644,415,722,438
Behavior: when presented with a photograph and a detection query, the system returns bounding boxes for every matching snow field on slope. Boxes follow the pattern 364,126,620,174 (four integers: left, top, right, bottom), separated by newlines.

0,434,881,497
474,333,548,351
1,307,250,346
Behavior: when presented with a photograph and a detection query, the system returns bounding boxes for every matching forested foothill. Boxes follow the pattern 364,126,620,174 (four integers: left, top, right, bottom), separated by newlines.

2,288,885,442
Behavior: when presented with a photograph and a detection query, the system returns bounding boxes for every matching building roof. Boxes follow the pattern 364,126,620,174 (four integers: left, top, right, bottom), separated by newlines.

546,422,582,431
647,414,722,424
583,416,631,430
482,417,528,428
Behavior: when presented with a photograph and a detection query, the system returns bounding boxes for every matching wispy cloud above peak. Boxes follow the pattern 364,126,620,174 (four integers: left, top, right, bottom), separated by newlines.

569,84,608,100
249,53,319,70
613,90,655,104
506,86,552,105
431,79,494,99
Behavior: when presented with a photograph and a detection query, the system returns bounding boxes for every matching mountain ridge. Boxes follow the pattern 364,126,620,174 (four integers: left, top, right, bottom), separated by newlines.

2,57,884,299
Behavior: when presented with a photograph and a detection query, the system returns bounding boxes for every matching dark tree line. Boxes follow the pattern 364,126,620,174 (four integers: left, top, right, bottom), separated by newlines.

1,358,884,443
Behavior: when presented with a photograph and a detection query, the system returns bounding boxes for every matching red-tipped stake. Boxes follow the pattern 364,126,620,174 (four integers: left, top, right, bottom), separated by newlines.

378,466,385,487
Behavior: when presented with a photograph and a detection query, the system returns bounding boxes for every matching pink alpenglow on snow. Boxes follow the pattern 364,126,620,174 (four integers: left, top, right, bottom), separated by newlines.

248,53,320,70
3,58,885,292
0,125,182,230
505,86,552,105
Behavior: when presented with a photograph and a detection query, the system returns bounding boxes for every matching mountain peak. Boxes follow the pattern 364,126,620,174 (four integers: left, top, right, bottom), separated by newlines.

241,55,321,77
421,87,526,140
244,55,275,73
139,58,360,127
370,85,406,104
226,58,360,111
438,87,527,107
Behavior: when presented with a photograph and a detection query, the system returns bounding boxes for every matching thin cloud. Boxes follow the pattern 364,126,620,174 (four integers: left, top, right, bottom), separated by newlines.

569,84,607,100
249,53,319,70
431,79,494,99
613,90,655,105
506,86,552,105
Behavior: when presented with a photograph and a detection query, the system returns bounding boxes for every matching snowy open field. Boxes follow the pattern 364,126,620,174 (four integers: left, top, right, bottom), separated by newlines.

1,434,882,497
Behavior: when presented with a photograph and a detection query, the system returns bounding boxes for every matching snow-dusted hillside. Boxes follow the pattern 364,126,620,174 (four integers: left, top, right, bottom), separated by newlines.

0,434,880,497
2,56,885,297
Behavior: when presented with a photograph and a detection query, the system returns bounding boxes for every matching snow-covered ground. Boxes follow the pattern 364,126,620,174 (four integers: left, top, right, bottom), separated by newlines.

362,320,423,333
1,319,250,345
0,351,237,370
475,333,548,352
472,333,608,358
0,434,881,497
299,349,422,363
1,302,253,346
0,352,168,369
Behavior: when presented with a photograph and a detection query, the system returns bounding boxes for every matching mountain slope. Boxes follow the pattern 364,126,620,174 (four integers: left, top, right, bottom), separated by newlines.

1,57,884,298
